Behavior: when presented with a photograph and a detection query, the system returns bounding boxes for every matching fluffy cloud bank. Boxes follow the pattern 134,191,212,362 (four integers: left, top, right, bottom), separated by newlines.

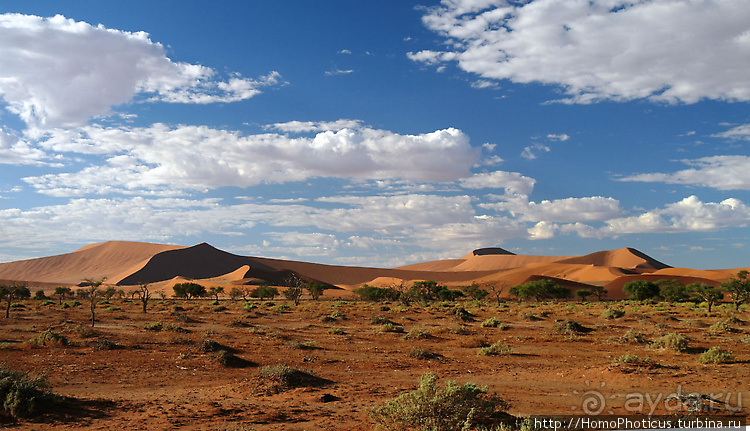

620,155,750,190
25,123,480,196
0,14,280,130
411,0,750,103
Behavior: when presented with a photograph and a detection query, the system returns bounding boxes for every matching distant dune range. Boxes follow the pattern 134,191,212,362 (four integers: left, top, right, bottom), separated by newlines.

0,241,746,299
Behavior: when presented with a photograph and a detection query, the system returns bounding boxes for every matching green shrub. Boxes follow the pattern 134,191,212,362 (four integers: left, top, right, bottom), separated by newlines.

618,329,648,344
286,339,317,350
553,320,592,335
0,364,58,418
478,341,513,356
258,364,328,393
144,322,185,332
273,304,291,313
407,348,440,360
243,302,257,311
28,330,68,348
371,315,394,325
699,346,734,364
403,326,432,340
651,332,690,352
40,300,55,307
380,323,405,333
368,372,509,431
214,350,255,368
481,317,504,328
600,308,626,320
709,320,734,333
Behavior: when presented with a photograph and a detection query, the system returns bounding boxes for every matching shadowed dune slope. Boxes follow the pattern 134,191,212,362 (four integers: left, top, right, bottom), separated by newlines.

115,243,498,287
555,247,671,270
0,241,184,285
118,243,273,285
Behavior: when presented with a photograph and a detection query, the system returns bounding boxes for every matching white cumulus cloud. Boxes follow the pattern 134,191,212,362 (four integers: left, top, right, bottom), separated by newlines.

25,123,480,196
0,14,280,130
411,0,750,104
620,155,750,190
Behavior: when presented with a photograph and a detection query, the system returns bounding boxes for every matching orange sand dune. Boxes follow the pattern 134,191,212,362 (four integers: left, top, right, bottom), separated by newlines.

555,247,670,270
1,241,739,300
0,241,183,285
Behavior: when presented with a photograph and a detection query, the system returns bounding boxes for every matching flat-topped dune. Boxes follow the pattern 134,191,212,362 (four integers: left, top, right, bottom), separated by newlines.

0,241,742,297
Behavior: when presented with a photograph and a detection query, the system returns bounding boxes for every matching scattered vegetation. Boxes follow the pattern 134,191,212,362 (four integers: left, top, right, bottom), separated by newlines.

651,332,690,352
618,329,648,344
698,346,734,364
407,348,440,360
0,364,59,418
600,308,626,320
552,320,592,335
257,364,329,394
28,329,68,348
622,280,660,301
478,341,513,356
368,372,509,431
509,279,570,302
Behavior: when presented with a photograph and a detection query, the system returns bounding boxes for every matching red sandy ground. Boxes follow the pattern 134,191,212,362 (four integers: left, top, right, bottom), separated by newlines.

1,295,748,430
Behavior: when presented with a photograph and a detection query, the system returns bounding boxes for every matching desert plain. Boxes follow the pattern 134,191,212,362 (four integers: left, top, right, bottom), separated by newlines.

0,241,748,430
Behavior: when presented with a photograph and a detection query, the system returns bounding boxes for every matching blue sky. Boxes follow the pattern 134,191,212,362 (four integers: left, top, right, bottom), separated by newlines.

1,1,749,269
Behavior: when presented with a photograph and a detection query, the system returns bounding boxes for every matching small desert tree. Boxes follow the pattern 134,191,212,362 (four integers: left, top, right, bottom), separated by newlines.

173,282,207,300
0,284,31,318
83,278,105,327
103,286,117,300
622,280,660,301
687,282,723,313
575,289,593,303
510,279,570,302
136,283,151,313
591,285,608,301
656,279,688,303
485,281,506,306
251,286,278,301
283,274,305,305
721,270,750,311
208,286,224,302
460,282,489,300
53,286,73,305
305,281,326,301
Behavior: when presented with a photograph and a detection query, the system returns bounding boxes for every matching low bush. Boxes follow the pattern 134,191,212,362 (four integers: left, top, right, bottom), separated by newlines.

651,332,689,352
380,323,405,334
618,329,648,344
368,372,509,431
481,317,507,328
257,364,329,393
0,364,58,418
28,330,68,348
600,308,626,320
699,346,734,364
286,339,318,350
407,348,440,360
403,326,432,340
709,320,734,333
553,320,593,335
215,350,255,368
478,341,513,356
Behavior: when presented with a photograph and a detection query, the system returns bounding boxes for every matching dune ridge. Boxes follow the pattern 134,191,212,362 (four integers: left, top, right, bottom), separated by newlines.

0,241,741,300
